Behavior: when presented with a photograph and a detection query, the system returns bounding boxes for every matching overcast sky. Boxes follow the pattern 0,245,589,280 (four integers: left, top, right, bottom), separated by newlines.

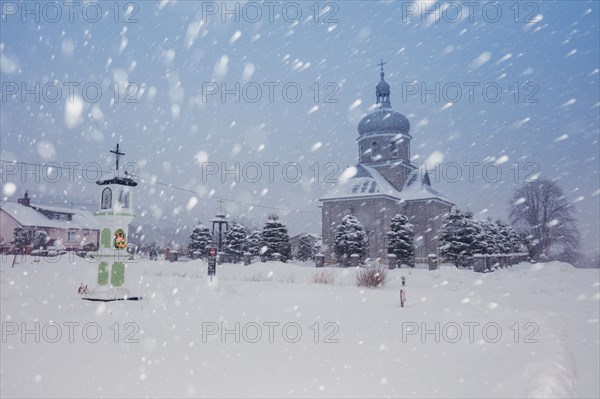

1,0,598,254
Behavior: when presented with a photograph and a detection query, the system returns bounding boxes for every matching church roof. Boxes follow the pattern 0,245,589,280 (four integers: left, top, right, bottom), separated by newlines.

358,108,411,136
320,164,452,205
96,176,137,186
357,62,410,136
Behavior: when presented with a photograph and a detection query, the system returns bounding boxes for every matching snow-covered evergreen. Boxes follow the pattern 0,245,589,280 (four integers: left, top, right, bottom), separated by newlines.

295,233,314,262
260,215,292,262
441,211,527,267
439,210,481,267
223,221,247,262
188,224,214,259
32,230,49,250
386,214,415,267
334,215,367,266
244,229,262,257
11,227,30,253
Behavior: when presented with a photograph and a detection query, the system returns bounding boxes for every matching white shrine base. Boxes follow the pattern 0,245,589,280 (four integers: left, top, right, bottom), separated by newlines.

82,286,143,302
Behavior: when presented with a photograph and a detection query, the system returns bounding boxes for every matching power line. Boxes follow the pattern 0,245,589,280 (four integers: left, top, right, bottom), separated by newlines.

0,160,320,215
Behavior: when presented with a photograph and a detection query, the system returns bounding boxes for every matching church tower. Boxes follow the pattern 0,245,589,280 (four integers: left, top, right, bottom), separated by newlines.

356,60,415,189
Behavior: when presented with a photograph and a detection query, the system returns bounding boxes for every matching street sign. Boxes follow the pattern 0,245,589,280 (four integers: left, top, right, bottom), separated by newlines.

207,247,217,278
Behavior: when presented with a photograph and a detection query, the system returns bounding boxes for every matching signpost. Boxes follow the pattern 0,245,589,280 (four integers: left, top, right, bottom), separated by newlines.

207,246,217,281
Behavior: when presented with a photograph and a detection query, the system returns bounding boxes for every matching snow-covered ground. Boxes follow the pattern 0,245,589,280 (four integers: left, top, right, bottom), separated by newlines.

1,256,598,398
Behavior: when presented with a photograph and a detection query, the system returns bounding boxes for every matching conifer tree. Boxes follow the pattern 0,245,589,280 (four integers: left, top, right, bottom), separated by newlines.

334,215,368,266
386,214,415,267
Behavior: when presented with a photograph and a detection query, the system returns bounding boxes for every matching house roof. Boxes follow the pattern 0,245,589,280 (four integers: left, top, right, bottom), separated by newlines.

319,164,453,205
0,202,100,230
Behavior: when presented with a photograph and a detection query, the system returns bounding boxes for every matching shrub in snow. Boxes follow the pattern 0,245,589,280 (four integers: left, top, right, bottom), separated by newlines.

295,233,314,261
260,214,292,262
334,215,367,266
386,214,415,267
356,267,388,288
313,270,335,284
188,224,214,259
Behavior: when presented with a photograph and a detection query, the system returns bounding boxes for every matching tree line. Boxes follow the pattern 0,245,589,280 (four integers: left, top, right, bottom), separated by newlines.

332,178,582,267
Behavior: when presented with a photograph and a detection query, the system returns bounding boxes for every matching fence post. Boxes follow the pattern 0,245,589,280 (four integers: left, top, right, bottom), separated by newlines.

243,252,251,266
387,254,397,270
350,254,360,267
427,254,438,270
473,254,485,273
315,253,325,268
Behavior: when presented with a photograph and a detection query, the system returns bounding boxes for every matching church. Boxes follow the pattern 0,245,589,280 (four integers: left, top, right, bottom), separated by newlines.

320,62,454,264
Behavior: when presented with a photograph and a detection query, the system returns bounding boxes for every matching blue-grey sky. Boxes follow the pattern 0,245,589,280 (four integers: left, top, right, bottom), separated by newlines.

1,1,598,254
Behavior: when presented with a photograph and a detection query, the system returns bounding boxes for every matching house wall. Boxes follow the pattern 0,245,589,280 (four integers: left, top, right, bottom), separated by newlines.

0,209,21,244
0,209,99,250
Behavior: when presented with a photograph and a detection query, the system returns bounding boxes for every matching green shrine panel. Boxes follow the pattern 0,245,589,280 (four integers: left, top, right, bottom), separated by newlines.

101,228,111,249
111,262,125,287
98,262,109,286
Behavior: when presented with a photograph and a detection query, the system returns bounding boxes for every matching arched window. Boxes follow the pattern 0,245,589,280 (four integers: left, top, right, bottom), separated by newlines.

391,141,399,158
101,188,112,209
118,190,130,208
370,141,378,159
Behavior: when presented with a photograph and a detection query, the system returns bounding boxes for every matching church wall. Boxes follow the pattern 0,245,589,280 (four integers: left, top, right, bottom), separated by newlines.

321,197,404,263
358,135,411,165
405,200,452,259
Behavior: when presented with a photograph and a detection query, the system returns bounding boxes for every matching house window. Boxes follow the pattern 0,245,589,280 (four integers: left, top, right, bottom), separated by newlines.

67,231,77,241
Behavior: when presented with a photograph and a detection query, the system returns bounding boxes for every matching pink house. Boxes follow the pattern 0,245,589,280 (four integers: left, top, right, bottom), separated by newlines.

0,193,100,251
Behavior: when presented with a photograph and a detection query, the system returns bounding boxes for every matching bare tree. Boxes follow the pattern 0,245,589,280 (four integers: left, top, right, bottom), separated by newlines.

509,179,580,263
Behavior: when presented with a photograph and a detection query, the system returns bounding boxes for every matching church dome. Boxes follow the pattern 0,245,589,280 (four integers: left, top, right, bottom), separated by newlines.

358,108,410,136
358,59,410,136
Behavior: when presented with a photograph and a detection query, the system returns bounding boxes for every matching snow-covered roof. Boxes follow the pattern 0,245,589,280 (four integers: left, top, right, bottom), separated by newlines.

399,168,453,204
320,164,452,205
0,202,100,230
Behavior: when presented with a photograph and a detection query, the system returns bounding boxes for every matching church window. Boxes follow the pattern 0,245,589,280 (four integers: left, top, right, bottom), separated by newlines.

370,141,378,159
118,190,130,208
101,188,112,209
368,181,377,193
360,181,370,193
391,142,399,158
